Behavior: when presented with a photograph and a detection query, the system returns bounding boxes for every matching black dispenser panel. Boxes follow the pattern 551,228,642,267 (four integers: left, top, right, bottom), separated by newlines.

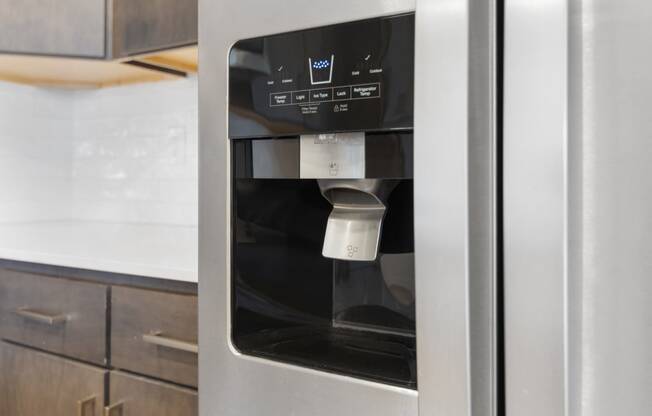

229,14,414,138
229,14,416,389
231,171,416,388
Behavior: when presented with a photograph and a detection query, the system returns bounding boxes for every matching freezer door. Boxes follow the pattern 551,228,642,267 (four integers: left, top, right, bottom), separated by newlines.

199,1,497,416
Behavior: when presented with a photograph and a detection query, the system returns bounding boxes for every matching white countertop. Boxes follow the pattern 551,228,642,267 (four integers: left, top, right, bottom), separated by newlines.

0,221,198,282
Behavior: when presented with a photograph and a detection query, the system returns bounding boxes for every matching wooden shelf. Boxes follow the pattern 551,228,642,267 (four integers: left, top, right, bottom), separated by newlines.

0,46,197,88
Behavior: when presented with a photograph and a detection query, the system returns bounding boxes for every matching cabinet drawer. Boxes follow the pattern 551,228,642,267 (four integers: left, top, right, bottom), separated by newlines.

108,371,197,416
0,270,108,365
111,286,197,387
0,341,106,416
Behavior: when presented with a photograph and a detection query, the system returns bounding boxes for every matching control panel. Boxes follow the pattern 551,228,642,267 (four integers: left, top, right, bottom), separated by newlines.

228,14,414,138
269,83,380,107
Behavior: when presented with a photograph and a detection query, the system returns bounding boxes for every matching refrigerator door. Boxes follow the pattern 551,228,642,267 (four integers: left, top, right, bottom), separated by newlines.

505,1,652,415
504,1,568,415
199,1,497,416
414,0,497,415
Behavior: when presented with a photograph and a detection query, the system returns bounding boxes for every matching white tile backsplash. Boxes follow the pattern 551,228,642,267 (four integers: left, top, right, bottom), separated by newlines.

0,77,198,227
0,82,74,224
71,77,198,226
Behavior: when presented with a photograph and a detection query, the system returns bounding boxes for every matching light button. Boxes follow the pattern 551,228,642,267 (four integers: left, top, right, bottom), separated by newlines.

292,90,309,104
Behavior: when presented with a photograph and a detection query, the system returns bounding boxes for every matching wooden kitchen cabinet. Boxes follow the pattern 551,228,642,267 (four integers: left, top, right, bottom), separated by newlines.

112,286,198,387
0,265,198,415
0,0,197,88
0,270,108,365
0,0,106,57
0,0,198,59
108,371,198,416
0,341,106,416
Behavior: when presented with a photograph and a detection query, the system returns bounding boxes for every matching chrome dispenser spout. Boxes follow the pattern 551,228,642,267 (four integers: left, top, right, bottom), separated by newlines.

318,179,398,261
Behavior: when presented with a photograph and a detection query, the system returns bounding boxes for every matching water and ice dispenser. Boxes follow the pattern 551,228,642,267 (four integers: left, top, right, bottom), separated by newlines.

228,14,416,388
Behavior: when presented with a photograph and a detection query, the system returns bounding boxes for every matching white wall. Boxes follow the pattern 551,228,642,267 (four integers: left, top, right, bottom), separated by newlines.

0,82,74,223
0,77,198,227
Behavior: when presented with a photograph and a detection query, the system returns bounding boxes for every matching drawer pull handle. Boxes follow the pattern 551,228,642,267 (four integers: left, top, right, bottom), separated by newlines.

142,331,198,354
77,395,96,416
15,307,68,325
104,402,124,416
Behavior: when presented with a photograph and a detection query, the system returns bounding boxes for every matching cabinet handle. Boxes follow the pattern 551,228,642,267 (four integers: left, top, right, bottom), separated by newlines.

77,395,96,416
104,402,124,416
142,331,198,354
14,307,68,325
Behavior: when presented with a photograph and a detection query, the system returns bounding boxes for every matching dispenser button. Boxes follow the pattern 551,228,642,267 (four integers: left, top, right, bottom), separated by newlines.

309,88,333,102
333,87,351,100
270,92,291,106
292,90,309,104
351,83,380,99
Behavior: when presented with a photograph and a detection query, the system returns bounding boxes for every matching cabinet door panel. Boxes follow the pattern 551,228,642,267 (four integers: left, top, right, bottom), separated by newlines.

0,341,106,416
0,0,105,57
0,269,108,365
109,371,198,416
111,0,198,57
112,286,197,387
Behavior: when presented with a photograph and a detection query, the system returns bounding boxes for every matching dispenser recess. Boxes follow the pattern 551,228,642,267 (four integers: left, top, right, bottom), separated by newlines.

228,14,416,389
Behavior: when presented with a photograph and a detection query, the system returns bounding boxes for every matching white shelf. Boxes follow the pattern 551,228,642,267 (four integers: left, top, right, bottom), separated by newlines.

0,221,198,282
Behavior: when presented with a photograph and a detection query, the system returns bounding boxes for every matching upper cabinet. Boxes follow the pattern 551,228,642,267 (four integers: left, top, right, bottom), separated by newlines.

0,0,106,58
0,0,198,87
0,46,198,88
109,0,198,59
0,0,197,60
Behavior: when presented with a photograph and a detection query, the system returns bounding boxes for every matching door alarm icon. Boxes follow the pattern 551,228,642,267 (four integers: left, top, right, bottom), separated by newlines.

309,55,335,85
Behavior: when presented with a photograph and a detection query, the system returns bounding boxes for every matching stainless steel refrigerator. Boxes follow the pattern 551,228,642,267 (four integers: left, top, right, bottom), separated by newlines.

198,0,651,415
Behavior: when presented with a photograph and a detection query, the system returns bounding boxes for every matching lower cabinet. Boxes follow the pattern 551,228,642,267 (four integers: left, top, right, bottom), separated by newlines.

107,371,198,416
0,268,198,416
0,341,106,416
111,286,198,387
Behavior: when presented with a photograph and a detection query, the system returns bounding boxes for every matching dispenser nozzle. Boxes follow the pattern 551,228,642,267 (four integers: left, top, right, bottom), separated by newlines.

318,179,397,261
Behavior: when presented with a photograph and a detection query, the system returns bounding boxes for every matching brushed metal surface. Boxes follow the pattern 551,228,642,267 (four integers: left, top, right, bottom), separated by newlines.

319,179,395,261
199,2,420,416
77,395,97,416
569,1,652,414
103,402,124,416
142,332,199,354
504,1,568,415
300,133,365,179
200,1,497,415
14,307,68,326
506,2,652,415
467,2,498,414
414,1,497,415
0,0,105,57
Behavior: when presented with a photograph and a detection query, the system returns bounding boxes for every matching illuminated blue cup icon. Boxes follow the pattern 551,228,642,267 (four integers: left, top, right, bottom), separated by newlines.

309,55,334,85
